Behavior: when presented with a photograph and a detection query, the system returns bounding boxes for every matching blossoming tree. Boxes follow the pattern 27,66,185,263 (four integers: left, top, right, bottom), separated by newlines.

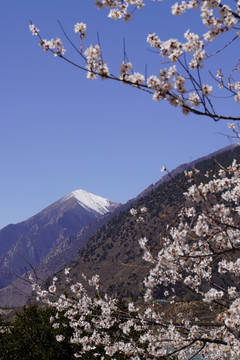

30,0,240,121
29,156,240,359
29,1,240,359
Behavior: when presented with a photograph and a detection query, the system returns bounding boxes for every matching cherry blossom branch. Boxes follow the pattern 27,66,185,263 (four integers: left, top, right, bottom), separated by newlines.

30,9,240,121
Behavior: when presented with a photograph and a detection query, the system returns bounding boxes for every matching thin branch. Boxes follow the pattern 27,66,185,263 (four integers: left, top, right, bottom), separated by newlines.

97,31,104,63
57,20,86,61
188,343,205,360
162,340,196,358
206,35,238,59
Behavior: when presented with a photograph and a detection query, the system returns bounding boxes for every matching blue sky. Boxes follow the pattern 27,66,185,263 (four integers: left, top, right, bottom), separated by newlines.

0,0,239,229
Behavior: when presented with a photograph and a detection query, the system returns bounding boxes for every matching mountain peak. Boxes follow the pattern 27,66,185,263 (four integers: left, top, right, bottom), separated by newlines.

62,189,120,215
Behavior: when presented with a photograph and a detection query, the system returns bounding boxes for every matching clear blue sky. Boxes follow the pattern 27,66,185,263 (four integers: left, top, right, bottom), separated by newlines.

0,0,238,229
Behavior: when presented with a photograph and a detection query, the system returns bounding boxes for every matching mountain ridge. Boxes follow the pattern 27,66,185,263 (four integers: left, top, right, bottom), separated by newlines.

135,143,239,200
0,189,120,306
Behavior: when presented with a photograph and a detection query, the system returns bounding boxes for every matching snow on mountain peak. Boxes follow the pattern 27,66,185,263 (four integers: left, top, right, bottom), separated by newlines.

62,189,118,215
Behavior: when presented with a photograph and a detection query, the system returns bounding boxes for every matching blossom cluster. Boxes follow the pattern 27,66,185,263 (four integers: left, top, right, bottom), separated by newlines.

84,44,110,80
39,38,66,56
95,0,146,21
29,26,66,56
74,22,87,38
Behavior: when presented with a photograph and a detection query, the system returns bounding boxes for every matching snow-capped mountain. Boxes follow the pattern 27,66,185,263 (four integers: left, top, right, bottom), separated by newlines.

62,189,119,215
0,189,120,305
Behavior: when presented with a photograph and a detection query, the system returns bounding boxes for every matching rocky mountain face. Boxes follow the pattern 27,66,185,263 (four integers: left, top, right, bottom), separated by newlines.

0,190,120,306
52,144,240,301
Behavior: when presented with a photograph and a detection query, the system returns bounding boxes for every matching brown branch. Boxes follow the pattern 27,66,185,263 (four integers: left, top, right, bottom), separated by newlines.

118,260,149,269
